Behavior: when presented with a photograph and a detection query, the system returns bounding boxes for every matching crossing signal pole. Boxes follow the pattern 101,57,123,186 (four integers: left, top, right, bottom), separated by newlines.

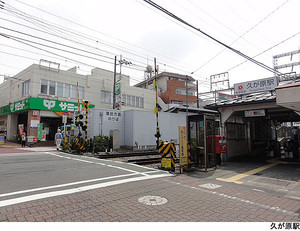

154,58,161,149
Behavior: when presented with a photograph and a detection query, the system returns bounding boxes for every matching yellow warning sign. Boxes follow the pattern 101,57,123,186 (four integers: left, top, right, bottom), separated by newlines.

161,158,171,168
178,126,188,166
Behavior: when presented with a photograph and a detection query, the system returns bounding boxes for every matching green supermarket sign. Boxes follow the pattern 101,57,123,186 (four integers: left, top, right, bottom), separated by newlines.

0,97,95,116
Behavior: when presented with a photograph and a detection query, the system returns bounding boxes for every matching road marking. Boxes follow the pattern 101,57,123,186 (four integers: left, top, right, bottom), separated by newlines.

0,174,170,208
166,180,300,217
0,172,139,198
46,152,139,174
216,162,279,184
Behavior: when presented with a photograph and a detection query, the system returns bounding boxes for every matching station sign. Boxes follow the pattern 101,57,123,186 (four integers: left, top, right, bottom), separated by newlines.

244,109,265,117
234,77,278,96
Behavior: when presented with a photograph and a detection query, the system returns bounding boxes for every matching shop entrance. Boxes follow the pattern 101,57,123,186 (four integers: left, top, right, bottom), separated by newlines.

40,117,62,140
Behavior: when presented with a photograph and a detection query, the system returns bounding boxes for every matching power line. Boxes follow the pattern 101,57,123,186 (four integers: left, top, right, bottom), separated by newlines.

226,30,300,72
8,0,200,74
142,0,282,76
1,5,208,83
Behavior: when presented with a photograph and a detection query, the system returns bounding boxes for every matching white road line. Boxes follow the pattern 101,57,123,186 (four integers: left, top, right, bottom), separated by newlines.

0,174,170,208
45,152,162,174
0,152,48,157
0,173,139,198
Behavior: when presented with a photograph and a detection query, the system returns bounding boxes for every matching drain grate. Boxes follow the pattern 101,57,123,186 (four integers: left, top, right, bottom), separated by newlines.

138,196,168,206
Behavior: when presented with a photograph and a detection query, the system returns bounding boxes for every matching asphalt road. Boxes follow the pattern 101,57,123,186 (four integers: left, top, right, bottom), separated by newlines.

0,148,300,222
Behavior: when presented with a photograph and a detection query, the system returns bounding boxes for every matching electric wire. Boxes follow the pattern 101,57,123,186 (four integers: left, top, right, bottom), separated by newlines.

142,0,281,76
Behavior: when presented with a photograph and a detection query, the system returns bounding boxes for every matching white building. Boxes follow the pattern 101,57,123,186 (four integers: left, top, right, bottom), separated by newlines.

0,63,156,141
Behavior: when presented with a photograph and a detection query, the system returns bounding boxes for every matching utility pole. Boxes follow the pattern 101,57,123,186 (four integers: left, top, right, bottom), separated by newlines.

113,56,117,109
185,75,188,140
154,58,161,149
196,80,199,108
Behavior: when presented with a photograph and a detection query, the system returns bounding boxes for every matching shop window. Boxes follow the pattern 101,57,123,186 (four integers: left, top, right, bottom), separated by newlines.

22,80,30,97
41,79,48,94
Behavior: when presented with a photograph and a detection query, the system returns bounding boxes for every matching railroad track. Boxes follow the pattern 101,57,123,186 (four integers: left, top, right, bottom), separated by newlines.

127,157,161,165
95,151,158,159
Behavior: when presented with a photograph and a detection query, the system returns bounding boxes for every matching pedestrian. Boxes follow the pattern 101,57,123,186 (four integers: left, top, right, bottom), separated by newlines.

4,131,6,142
21,132,26,147
292,127,299,161
292,127,299,141
55,129,62,151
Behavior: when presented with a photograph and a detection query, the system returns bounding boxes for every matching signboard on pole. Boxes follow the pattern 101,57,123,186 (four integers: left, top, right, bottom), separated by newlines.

18,124,24,136
115,83,120,95
178,126,188,166
37,123,43,141
0,134,4,145
234,77,278,96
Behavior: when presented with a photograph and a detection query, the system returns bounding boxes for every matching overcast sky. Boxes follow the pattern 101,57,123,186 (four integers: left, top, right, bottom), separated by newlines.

0,0,299,92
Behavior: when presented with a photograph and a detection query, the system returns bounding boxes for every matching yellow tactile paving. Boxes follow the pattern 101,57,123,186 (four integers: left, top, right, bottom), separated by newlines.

216,162,280,184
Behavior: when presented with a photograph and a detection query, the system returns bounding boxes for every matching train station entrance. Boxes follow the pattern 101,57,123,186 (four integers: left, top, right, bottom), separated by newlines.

207,93,300,162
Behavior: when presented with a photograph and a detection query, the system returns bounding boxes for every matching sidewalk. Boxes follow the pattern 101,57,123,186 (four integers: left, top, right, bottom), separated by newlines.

0,141,57,153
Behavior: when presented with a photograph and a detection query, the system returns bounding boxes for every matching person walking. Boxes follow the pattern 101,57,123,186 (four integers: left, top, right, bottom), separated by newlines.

55,129,62,151
21,132,26,147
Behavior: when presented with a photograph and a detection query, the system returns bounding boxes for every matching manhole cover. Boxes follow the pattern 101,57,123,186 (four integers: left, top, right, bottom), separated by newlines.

199,183,222,189
138,196,168,206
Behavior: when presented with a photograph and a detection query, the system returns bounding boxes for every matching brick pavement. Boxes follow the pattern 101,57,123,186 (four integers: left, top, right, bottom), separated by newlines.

0,174,299,222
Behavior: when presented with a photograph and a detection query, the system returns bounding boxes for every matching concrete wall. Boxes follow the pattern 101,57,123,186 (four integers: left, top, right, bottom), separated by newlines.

89,109,187,149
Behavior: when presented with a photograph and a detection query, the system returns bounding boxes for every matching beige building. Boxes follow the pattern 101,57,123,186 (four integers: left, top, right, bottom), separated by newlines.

0,64,155,141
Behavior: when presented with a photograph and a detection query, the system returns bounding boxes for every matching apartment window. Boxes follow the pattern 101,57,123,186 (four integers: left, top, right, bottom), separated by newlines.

22,80,30,97
41,79,48,94
40,79,84,99
122,94,144,108
57,82,63,97
49,81,56,95
101,90,112,104
171,100,183,105
64,84,70,98
70,85,77,99
79,86,84,99
176,90,181,95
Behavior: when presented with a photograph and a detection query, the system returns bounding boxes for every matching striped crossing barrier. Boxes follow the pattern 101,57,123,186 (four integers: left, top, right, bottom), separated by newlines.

159,141,176,172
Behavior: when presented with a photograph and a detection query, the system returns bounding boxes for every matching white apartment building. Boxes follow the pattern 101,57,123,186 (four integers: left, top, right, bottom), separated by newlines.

0,63,155,141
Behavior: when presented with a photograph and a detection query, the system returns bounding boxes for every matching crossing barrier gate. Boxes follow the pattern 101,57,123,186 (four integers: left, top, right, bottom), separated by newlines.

159,141,176,172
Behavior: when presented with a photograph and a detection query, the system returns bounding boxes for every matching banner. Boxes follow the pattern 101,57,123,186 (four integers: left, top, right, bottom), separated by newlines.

178,126,188,166
37,123,43,141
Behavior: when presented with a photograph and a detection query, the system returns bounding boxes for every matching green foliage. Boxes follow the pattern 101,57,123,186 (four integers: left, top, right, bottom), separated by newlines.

190,138,197,149
66,135,111,154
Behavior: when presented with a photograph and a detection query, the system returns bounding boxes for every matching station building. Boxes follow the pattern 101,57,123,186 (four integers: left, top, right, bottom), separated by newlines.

206,78,300,161
0,63,155,142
